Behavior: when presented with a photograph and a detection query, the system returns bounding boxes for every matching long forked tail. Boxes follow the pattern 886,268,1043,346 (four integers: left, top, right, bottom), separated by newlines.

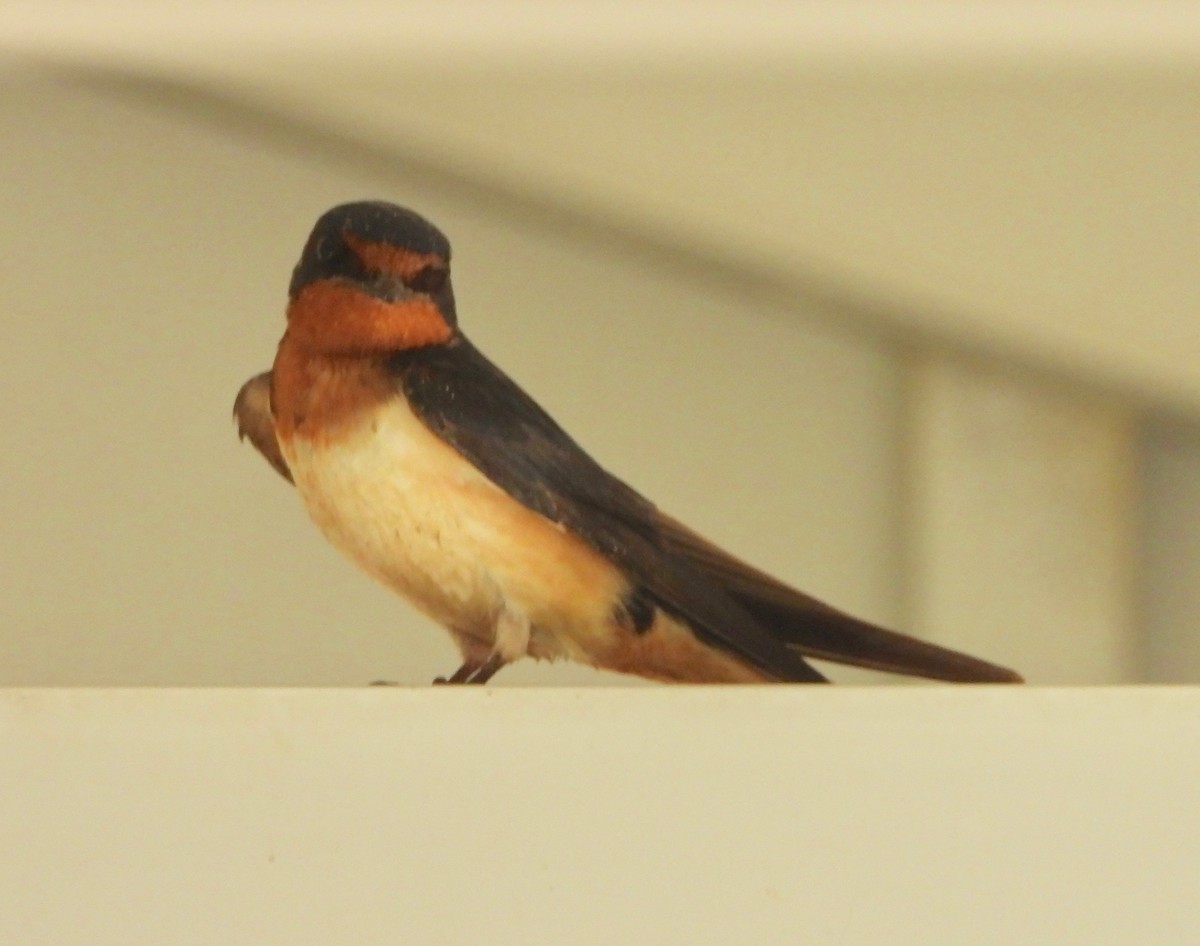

735,592,1022,683
657,513,1022,683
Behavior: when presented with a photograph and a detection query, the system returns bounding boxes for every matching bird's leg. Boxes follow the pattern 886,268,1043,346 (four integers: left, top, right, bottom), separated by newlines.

433,633,492,684
432,608,527,685
464,652,506,684
433,661,481,685
432,652,507,685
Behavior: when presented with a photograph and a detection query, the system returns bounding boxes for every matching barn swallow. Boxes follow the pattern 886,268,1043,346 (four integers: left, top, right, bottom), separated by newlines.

234,200,1022,685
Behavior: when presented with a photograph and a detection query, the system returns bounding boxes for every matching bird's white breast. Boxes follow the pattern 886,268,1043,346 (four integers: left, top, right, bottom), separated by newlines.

277,396,627,658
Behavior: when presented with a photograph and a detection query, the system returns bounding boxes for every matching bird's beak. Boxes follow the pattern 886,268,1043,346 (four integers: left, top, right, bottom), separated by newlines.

364,273,414,304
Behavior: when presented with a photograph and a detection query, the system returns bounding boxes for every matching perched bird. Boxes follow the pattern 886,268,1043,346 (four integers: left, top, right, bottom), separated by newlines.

234,200,1021,685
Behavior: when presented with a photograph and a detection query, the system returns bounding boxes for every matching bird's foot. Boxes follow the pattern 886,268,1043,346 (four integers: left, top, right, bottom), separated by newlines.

432,652,506,686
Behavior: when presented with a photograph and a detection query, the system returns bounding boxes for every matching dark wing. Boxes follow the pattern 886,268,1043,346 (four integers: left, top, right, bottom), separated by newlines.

392,338,1021,684
391,338,825,682
233,371,293,483
657,513,1022,682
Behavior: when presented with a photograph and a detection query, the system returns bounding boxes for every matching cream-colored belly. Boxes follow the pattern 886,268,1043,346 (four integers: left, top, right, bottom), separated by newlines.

277,398,628,663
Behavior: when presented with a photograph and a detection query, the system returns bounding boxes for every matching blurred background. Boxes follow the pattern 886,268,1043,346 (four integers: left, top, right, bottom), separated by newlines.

1,2,1198,685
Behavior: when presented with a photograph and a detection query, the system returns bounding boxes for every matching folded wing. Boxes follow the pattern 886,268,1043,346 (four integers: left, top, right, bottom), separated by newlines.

233,371,293,483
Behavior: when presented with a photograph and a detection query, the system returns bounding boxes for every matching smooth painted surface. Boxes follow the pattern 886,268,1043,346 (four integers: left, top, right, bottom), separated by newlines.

1139,418,1200,682
2,687,1197,945
905,357,1137,682
7,2,1200,64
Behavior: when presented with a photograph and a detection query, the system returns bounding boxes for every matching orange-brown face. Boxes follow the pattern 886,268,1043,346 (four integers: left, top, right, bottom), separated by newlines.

283,201,458,356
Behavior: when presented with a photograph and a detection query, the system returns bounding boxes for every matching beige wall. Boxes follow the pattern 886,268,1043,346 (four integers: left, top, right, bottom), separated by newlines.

1140,417,1200,681
2,63,1197,685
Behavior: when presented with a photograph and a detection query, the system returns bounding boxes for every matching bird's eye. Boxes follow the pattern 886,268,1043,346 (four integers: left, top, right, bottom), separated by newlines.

408,266,447,294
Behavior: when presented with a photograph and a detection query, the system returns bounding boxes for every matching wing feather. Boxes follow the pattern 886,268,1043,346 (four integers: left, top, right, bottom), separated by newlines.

233,371,293,483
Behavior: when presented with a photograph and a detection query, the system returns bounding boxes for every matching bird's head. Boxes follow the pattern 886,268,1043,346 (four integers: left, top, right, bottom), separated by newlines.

285,201,458,355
